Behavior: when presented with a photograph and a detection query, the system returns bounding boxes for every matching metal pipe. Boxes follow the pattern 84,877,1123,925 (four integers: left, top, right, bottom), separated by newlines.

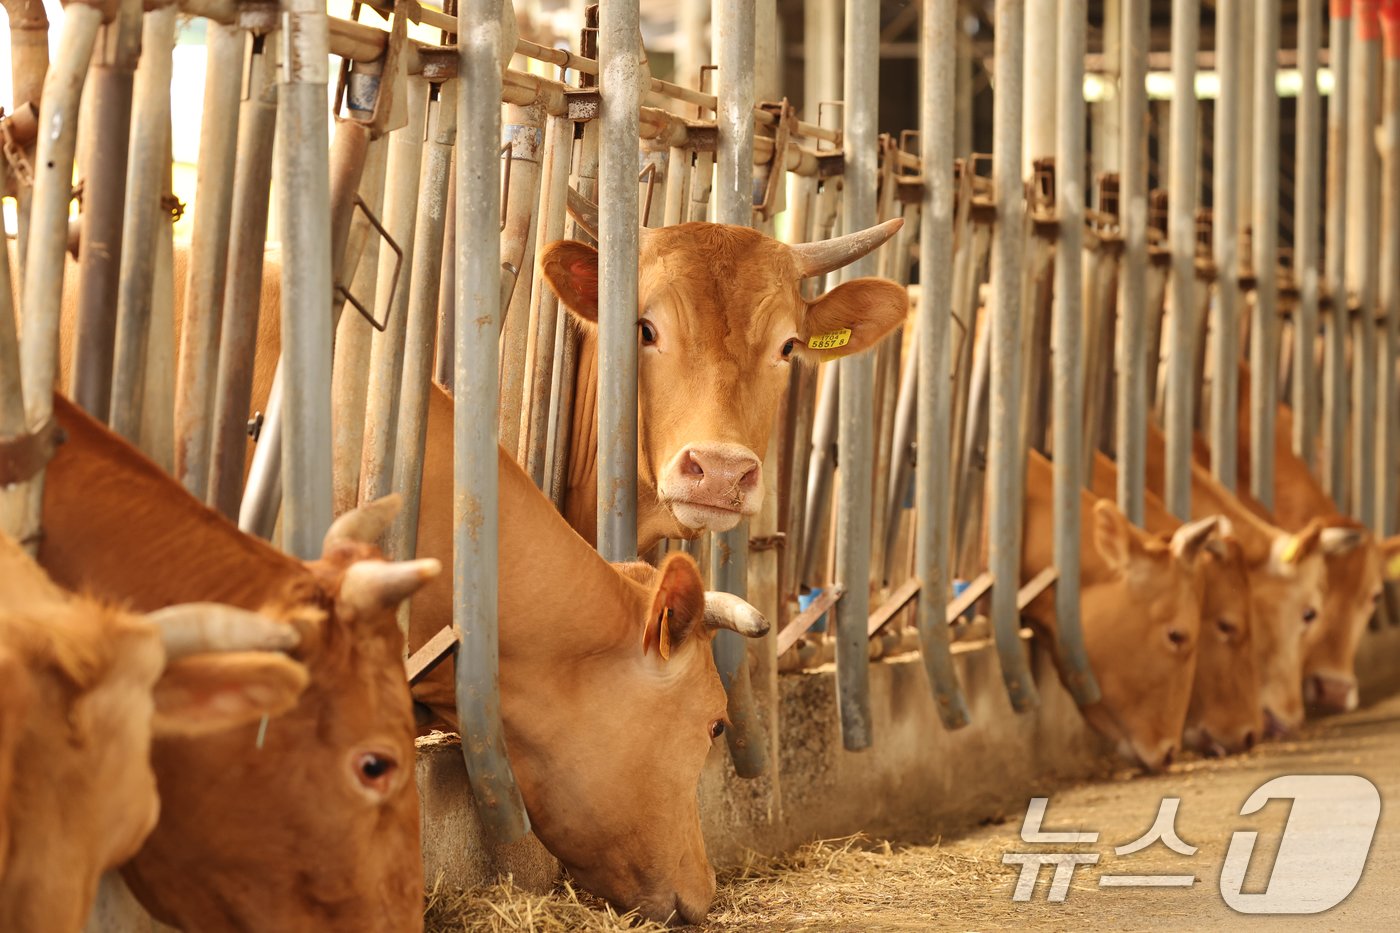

1379,3,1400,535
455,0,530,844
987,0,1039,712
1209,0,1241,491
3,0,48,290
0,158,25,541
1118,0,1149,518
1349,5,1381,525
1324,1,1353,506
803,0,842,123
433,165,456,392
276,0,336,558
1293,0,1323,469
596,0,641,561
1250,0,1280,511
498,101,547,448
173,22,245,498
14,2,103,553
110,5,178,447
71,0,142,421
1236,0,1257,241
359,78,428,507
141,133,178,473
914,0,973,730
1164,0,1200,521
1023,0,1058,172
207,33,278,520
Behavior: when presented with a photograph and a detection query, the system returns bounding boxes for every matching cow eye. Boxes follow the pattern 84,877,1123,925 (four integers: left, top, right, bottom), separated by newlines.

639,320,658,346
1215,618,1237,637
1167,629,1189,648
355,752,398,795
709,720,725,739
781,338,797,360
1302,607,1318,624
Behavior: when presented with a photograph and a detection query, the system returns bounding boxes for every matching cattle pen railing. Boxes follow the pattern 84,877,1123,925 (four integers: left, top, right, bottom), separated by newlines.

3,0,1400,855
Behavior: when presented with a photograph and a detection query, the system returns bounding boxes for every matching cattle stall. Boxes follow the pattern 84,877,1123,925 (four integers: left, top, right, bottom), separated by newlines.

4,0,1400,928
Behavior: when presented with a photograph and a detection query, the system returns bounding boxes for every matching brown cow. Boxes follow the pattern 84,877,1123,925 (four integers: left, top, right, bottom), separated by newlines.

0,532,307,933
39,395,439,932
1018,451,1217,771
1090,452,1261,755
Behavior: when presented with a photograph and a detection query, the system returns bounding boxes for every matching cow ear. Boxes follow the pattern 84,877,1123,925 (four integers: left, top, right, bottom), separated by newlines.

1271,519,1325,572
0,650,32,881
800,278,907,358
540,240,600,323
1381,535,1400,581
1170,516,1219,564
152,654,309,738
1320,526,1364,556
641,553,707,660
1091,499,1134,574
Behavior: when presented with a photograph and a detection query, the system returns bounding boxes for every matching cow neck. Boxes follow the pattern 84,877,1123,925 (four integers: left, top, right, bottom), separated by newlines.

45,395,308,612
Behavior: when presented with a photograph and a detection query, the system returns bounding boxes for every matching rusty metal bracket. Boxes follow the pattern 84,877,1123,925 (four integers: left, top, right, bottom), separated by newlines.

638,161,660,225
753,98,795,220
498,141,514,232
0,418,63,488
236,0,279,33
337,194,403,332
0,104,37,190
334,0,410,137
405,624,458,685
748,532,786,552
564,89,601,122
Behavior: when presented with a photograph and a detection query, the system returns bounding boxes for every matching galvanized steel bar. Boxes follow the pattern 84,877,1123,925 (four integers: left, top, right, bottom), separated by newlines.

987,0,1039,712
1250,0,1280,511
1379,5,1400,535
433,167,456,392
3,0,47,289
1118,0,1149,517
1023,0,1058,171
1349,5,1382,525
1210,0,1241,491
1293,0,1323,468
109,5,178,447
276,0,336,559
71,0,142,421
595,0,642,562
914,0,973,730
498,102,547,450
0,159,24,541
455,0,530,844
1325,2,1354,505
1236,0,1257,237
173,22,245,499
1163,0,1200,521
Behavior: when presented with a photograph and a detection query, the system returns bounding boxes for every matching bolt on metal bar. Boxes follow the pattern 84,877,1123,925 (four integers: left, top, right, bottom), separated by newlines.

1250,0,1280,512
595,0,641,562
1348,6,1381,526
987,0,1040,713
276,0,336,558
1293,0,1323,469
455,0,530,844
1210,0,1241,492
173,22,245,500
914,0,973,730
109,5,178,448
1378,7,1400,535
1164,0,1200,521
1324,1,1353,506
1118,0,1150,518
71,0,142,422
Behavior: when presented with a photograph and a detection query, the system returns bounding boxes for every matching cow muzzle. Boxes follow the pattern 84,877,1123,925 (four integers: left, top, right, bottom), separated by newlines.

659,444,763,533
1304,672,1360,714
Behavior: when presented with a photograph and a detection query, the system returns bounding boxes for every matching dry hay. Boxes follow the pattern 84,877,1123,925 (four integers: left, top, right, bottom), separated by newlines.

424,874,669,932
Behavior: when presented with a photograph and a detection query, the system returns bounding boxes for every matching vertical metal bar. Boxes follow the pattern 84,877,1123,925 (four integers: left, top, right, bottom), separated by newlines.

1349,5,1382,525
1023,0,1058,171
1053,0,1100,706
1096,0,1122,176
208,32,278,520
433,165,456,392
713,0,767,778
1293,0,1323,468
0,159,25,541
456,0,530,844
1324,1,1353,506
174,22,245,498
499,101,547,449
916,0,973,730
71,0,141,420
987,0,1039,712
4,0,48,291
1164,0,1200,521
1210,0,1241,491
1379,4,1400,536
140,127,178,473
109,5,177,446
596,0,641,562
1118,0,1149,518
13,3,103,554
1236,0,1257,239
277,0,335,559
1250,0,1280,511
803,0,842,122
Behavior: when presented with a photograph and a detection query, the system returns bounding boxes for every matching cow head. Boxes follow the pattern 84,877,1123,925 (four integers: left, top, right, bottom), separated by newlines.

1184,532,1262,756
121,500,440,931
1303,528,1398,713
499,551,767,924
1077,503,1213,772
542,212,907,545
0,539,306,932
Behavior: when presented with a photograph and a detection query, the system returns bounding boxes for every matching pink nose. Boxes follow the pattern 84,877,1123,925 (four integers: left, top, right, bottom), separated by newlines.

673,446,761,509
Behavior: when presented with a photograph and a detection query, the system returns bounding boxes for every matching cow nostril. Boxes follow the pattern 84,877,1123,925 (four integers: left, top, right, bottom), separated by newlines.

1160,747,1175,768
682,453,704,478
739,465,760,489
1243,730,1256,751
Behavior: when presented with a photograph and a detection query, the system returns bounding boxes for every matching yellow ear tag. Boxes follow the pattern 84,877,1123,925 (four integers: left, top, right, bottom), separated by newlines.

1387,554,1400,580
807,328,852,351
658,609,672,661
1281,536,1302,564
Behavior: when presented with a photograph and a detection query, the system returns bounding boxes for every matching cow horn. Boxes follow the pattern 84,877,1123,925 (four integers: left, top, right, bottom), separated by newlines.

323,494,403,554
147,604,299,661
1320,526,1364,556
703,592,770,638
1169,515,1219,562
339,558,442,615
565,186,600,241
788,217,904,279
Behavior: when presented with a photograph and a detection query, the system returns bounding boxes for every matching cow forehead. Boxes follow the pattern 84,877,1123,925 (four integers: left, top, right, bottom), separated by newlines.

642,226,803,332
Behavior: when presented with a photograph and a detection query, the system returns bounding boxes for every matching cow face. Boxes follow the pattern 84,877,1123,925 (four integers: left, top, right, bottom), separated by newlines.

542,221,907,546
1302,531,1400,713
1184,538,1262,755
1077,503,1210,772
500,552,764,925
